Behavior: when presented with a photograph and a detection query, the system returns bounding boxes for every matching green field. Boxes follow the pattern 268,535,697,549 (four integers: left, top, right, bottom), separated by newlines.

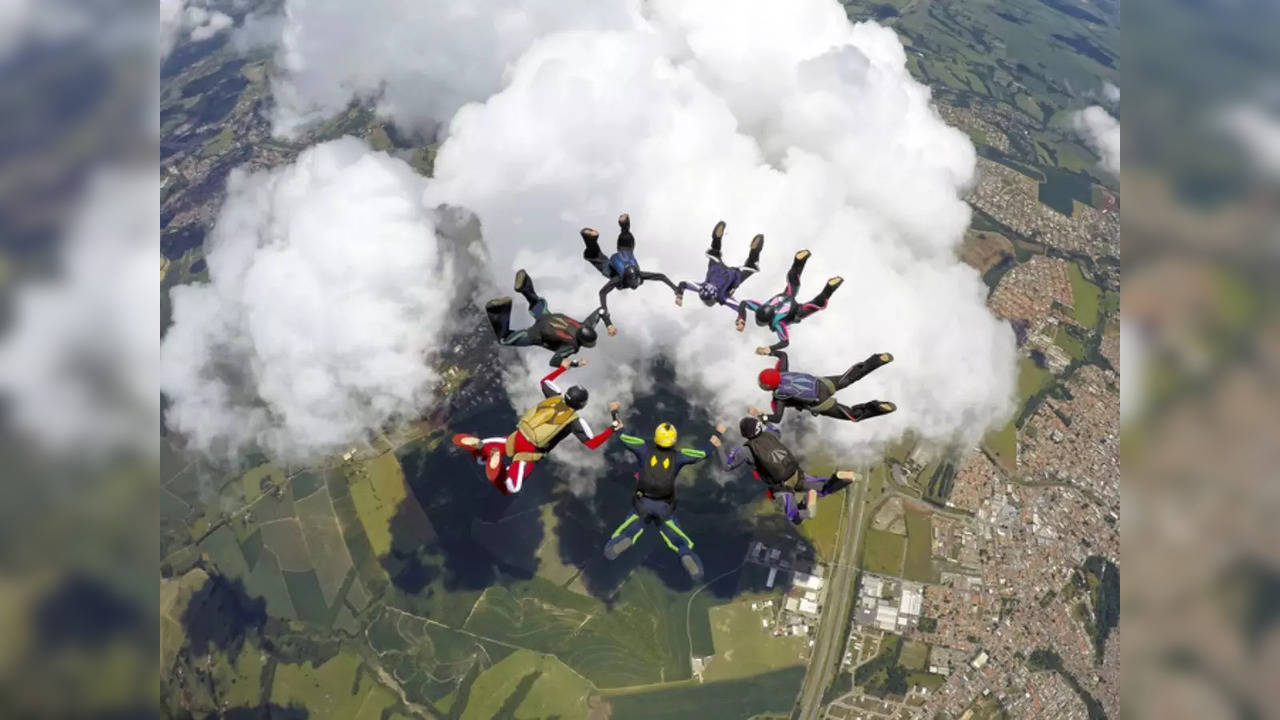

270,650,396,720
1054,324,1087,361
1068,262,1101,329
861,528,907,577
982,419,1017,474
902,510,935,583
1018,356,1054,403
899,640,929,671
798,486,846,562
462,573,688,689
704,602,806,681
210,641,266,708
460,650,596,720
603,666,805,720
348,453,410,557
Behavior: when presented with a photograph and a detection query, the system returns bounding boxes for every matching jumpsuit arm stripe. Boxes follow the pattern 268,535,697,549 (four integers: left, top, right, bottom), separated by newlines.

540,365,568,396
579,422,617,450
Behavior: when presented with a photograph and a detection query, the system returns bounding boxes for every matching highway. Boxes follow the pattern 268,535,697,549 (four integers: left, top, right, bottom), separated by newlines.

793,475,868,720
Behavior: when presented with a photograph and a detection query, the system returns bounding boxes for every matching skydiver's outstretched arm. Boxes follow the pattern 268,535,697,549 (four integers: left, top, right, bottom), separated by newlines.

618,433,649,463
736,299,759,330
583,306,605,329
675,444,710,472
598,278,623,330
549,346,576,367
540,364,571,397
763,398,787,426
639,270,679,294
674,280,701,305
771,350,790,373
571,401,622,449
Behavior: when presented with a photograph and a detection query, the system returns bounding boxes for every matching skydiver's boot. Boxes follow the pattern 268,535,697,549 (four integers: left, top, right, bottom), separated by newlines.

707,220,726,261
484,446,504,483
744,233,764,273
484,297,513,339
581,227,603,261
810,276,844,308
786,249,812,288
604,514,642,560
452,433,483,460
843,400,897,422
513,269,539,307
679,551,705,582
616,213,635,253
820,470,857,497
835,352,893,389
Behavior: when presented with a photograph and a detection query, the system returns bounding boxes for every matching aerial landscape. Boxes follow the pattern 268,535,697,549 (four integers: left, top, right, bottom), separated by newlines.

159,0,1119,717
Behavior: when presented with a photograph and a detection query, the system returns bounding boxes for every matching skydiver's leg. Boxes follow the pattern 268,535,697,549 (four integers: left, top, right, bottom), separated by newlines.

799,470,857,497
513,269,546,313
639,271,680,294
785,249,811,294
707,220,726,261
773,490,804,525
499,457,535,495
819,400,898,423
604,513,645,559
828,353,894,390
657,516,703,581
793,276,844,322
616,213,635,253
581,228,610,276
743,233,764,274
485,297,539,346
478,437,511,487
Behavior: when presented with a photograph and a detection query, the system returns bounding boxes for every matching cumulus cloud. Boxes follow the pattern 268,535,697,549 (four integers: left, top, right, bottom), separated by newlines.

265,0,633,138
160,138,454,463
1074,105,1121,175
161,0,234,57
1220,102,1280,179
1102,81,1120,104
424,0,1015,464
0,169,158,462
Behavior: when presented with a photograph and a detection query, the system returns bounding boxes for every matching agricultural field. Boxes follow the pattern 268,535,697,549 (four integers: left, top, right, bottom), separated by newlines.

1017,356,1054,404
1068,262,1102,328
861,528,907,577
603,666,806,720
270,650,397,720
798,486,846,562
458,650,596,720
703,601,807,682
902,509,935,583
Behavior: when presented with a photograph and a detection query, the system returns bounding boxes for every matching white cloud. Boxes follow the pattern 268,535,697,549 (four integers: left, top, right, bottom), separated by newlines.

424,0,1015,464
160,137,455,463
1074,105,1120,175
1220,102,1280,179
0,169,159,462
265,0,633,138
185,6,233,43
1102,81,1120,104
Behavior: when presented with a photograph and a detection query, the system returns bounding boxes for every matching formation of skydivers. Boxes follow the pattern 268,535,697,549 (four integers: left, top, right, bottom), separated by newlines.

454,214,897,582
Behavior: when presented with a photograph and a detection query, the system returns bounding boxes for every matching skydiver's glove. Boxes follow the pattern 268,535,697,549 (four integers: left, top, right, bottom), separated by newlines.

618,213,630,231
608,401,623,430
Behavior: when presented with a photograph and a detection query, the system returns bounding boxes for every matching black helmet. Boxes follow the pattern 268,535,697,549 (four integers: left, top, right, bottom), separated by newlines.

697,285,717,306
754,303,773,326
739,416,763,438
564,385,589,410
576,325,598,347
622,265,642,289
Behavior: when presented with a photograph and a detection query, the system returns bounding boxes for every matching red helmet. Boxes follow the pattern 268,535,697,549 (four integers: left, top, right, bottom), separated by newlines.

758,368,781,389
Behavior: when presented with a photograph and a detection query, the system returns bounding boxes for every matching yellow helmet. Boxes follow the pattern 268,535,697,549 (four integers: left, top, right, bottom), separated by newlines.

653,422,678,448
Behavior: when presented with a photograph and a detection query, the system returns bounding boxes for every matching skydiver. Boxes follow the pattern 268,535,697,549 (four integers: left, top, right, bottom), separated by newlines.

452,359,621,495
603,422,710,581
581,213,680,336
735,249,842,353
710,416,858,525
674,220,764,309
753,349,896,425
485,269,602,367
